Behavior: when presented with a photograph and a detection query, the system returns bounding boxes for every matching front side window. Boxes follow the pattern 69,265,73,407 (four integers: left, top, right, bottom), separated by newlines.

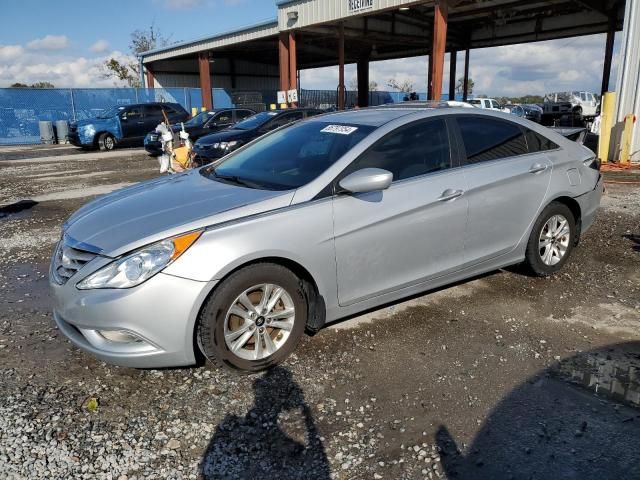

126,107,143,118
346,119,451,182
212,111,232,125
204,121,374,190
457,116,528,164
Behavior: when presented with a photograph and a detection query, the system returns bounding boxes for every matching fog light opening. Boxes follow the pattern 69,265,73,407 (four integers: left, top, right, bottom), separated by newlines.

96,329,143,344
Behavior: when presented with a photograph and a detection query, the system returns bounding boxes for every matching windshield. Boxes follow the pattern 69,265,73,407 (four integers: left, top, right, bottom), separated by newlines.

232,111,278,130
185,111,214,127
468,99,481,106
97,106,124,119
203,121,375,190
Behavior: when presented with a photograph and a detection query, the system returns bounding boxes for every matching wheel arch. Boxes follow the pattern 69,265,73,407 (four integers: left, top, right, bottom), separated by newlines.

548,195,582,239
192,255,327,360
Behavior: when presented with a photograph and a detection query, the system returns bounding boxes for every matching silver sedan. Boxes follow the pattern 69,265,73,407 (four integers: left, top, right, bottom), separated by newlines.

50,107,603,372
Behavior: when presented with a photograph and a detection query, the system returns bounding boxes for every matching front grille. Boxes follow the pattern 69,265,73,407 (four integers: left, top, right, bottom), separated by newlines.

52,241,97,285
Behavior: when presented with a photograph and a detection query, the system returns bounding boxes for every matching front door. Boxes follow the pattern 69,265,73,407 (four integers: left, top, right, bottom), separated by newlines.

454,115,552,264
120,106,145,139
332,118,468,306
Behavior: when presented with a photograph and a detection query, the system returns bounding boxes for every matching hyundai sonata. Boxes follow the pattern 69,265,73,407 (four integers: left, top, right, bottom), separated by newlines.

50,107,603,372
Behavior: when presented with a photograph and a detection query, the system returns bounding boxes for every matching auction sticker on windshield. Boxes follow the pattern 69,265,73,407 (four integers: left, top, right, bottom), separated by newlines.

321,125,358,135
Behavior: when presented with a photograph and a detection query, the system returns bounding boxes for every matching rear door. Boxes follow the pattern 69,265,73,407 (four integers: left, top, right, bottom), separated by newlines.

120,106,146,139
143,105,165,133
332,118,468,306
454,115,552,264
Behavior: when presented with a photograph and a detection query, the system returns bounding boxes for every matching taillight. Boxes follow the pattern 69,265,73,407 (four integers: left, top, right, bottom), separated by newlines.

583,157,600,170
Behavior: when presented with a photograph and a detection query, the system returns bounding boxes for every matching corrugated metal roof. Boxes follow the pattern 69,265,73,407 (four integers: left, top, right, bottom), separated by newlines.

141,19,278,63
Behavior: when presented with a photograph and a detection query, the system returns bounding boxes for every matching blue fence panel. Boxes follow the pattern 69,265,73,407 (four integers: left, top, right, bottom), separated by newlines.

0,87,442,145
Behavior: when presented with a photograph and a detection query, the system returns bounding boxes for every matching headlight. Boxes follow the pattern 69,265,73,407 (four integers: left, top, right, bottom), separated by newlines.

76,231,202,290
218,141,239,150
82,125,96,136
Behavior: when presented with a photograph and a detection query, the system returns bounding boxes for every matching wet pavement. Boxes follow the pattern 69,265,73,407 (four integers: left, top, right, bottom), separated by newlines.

0,144,639,479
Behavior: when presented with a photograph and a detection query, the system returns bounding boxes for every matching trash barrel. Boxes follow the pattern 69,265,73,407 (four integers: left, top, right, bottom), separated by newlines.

39,121,55,144
54,120,69,144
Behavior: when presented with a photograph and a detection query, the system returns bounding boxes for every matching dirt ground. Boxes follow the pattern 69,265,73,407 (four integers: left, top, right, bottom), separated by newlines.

0,145,639,480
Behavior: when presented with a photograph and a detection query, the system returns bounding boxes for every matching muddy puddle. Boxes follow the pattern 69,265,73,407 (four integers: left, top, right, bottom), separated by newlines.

555,344,640,409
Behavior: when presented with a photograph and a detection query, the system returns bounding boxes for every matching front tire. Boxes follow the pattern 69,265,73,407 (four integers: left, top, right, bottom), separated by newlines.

98,133,116,151
197,263,307,373
523,202,576,277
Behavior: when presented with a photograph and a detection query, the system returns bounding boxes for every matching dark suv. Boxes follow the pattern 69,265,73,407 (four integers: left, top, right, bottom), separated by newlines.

69,102,189,151
143,108,255,156
193,108,324,164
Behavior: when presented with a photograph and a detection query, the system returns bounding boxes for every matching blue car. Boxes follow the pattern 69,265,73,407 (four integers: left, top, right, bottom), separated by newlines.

68,103,189,151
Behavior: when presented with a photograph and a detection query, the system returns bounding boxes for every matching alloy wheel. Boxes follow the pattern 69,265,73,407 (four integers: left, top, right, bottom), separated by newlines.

538,214,570,266
223,283,295,360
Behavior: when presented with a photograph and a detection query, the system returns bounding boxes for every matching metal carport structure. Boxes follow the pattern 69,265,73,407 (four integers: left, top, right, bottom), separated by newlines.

140,0,639,162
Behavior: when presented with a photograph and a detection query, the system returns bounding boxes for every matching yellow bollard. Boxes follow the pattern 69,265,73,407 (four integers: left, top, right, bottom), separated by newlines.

191,107,198,117
619,114,636,165
598,91,616,164
280,103,288,109
269,104,277,111
201,107,206,112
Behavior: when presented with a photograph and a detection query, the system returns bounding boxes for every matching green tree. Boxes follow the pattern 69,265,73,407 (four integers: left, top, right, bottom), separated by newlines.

387,78,414,93
103,25,170,87
10,83,29,88
455,77,474,95
30,81,55,88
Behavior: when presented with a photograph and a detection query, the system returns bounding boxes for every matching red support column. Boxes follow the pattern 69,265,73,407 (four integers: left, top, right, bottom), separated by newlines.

430,0,448,101
289,31,298,107
198,52,213,110
145,65,155,88
338,23,346,110
279,32,290,102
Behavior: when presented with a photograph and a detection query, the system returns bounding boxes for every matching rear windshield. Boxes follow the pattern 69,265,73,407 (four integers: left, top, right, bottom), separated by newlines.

203,121,375,190
232,111,278,130
185,111,214,126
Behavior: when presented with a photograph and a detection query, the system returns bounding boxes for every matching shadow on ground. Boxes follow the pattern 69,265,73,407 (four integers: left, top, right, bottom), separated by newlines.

199,366,330,479
437,342,640,479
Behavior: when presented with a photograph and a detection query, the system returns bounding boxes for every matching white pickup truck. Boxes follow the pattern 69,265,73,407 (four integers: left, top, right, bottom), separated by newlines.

544,91,599,120
467,98,509,112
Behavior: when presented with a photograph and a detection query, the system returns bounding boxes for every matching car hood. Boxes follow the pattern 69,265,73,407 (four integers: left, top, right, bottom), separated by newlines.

63,169,294,257
197,128,251,145
72,118,113,129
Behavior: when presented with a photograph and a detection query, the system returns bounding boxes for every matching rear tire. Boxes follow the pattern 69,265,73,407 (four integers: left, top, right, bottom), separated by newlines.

98,133,116,151
523,202,576,277
197,263,307,373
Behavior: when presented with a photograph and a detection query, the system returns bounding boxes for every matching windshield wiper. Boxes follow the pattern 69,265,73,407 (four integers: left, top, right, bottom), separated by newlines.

212,171,260,189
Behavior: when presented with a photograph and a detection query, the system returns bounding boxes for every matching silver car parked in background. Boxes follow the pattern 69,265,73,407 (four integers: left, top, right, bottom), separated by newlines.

50,107,603,372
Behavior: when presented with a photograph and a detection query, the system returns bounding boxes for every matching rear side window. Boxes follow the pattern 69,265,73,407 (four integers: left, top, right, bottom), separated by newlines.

236,110,254,121
457,116,528,164
349,119,451,181
524,129,559,153
144,105,163,117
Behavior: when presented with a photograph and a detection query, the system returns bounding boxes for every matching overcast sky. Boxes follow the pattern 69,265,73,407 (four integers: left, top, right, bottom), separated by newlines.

0,0,620,96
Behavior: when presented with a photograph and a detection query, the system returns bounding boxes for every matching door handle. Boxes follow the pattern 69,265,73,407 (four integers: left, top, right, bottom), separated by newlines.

529,163,548,174
438,189,464,201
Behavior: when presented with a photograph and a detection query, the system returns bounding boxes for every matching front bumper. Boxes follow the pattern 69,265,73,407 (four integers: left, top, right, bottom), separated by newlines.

68,130,94,147
144,138,163,155
50,271,217,368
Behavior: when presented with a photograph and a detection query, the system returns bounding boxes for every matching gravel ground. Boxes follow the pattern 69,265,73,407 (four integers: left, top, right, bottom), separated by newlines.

1,145,639,479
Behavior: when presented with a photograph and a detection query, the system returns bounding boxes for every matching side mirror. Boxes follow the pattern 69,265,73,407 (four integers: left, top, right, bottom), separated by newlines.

339,168,393,194
120,113,128,121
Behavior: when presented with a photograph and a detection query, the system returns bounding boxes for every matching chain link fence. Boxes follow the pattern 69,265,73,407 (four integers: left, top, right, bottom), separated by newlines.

0,88,234,145
0,87,431,145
